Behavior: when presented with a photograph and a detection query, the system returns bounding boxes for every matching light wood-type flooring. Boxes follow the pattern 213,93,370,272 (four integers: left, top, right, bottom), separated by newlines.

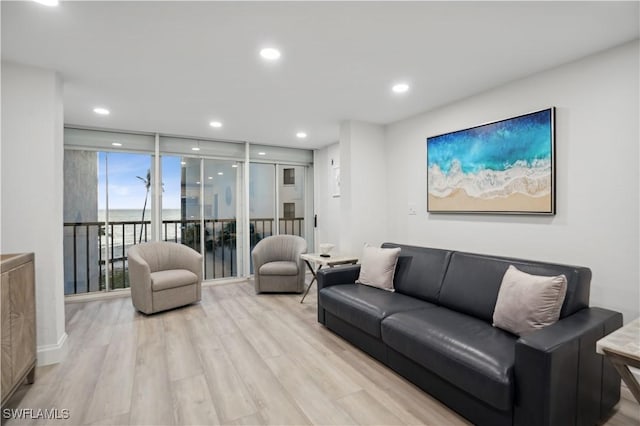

3,280,639,426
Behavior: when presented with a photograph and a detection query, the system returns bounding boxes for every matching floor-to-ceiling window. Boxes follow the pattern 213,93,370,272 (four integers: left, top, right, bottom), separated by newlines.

63,129,155,295
63,129,313,296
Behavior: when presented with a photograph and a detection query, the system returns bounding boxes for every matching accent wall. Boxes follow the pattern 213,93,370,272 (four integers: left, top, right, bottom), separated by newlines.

384,40,639,322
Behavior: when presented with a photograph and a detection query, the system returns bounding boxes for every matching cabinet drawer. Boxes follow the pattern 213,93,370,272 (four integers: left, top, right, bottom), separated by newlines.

9,262,36,380
1,273,11,402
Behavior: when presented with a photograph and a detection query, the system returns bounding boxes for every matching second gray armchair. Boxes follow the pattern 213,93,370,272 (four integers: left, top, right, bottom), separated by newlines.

252,235,307,293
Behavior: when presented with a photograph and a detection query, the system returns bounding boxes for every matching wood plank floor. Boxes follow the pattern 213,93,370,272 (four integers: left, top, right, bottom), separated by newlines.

3,280,640,425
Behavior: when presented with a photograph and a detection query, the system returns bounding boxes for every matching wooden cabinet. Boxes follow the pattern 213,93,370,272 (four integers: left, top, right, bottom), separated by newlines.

1,253,36,407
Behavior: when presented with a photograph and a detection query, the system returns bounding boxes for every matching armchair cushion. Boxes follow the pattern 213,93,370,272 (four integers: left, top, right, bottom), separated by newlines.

259,261,298,276
151,269,199,292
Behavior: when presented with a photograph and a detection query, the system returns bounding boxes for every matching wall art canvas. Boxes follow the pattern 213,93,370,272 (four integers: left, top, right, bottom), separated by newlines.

427,108,555,214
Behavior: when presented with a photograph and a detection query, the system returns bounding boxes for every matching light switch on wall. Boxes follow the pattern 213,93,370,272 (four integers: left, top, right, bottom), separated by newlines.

408,203,417,215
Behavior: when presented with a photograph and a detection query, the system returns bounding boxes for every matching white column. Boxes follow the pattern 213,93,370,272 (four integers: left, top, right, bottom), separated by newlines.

339,120,387,255
1,61,67,365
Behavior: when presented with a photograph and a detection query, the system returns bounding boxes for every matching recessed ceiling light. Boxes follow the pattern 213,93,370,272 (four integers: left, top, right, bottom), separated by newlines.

111,142,122,147
209,121,222,128
195,182,200,185
258,152,266,156
192,147,200,151
208,176,213,180
93,107,110,115
218,172,224,176
232,164,238,168
296,132,307,139
392,83,410,94
181,161,186,165
34,0,58,6
260,48,281,61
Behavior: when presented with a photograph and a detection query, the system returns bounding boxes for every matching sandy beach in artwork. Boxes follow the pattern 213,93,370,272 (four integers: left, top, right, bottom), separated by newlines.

428,189,552,213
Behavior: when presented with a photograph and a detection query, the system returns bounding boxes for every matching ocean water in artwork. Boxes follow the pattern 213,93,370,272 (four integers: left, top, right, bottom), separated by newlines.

427,109,553,202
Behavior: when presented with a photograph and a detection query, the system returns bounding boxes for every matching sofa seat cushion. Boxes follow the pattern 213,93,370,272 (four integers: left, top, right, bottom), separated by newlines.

319,284,435,338
151,269,199,292
381,307,517,411
259,261,298,276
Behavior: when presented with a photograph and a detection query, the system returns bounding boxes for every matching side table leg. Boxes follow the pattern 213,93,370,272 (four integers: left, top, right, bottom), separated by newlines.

610,358,640,404
300,264,321,304
26,364,36,384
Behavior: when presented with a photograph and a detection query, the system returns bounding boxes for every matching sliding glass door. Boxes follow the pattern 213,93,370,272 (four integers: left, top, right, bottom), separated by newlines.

64,150,153,294
162,156,242,280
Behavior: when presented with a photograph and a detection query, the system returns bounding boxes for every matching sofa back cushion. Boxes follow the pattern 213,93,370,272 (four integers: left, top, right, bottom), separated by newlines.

438,252,591,323
382,243,453,303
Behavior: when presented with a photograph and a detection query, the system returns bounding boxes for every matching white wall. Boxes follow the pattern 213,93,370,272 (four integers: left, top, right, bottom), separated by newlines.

314,143,341,251
1,61,68,364
384,40,639,323
339,121,387,255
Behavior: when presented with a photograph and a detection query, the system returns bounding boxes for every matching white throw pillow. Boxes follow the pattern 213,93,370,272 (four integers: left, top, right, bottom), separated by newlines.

493,265,568,336
356,244,401,292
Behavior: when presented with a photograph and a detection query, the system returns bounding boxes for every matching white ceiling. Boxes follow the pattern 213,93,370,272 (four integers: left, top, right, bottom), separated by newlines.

2,1,638,149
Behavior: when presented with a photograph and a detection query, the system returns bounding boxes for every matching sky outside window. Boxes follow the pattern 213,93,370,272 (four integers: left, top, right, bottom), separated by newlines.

97,152,181,210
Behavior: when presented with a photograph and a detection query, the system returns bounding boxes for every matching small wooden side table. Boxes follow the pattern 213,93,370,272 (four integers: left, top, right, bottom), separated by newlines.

300,253,358,303
596,317,640,403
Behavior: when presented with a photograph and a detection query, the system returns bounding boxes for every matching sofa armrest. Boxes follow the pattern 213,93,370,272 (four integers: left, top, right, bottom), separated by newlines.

317,265,361,290
316,265,361,324
514,307,622,426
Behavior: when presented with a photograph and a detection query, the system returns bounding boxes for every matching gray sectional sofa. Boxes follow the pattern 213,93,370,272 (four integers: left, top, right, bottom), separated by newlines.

317,243,622,426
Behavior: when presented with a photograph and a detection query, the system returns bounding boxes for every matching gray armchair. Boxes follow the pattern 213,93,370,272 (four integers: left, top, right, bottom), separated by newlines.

128,241,202,314
252,235,307,293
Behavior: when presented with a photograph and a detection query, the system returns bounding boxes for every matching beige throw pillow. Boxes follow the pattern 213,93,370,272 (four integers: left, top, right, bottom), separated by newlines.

356,244,401,292
492,265,567,336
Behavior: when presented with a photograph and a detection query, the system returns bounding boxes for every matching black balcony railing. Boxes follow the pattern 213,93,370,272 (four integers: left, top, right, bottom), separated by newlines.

63,217,304,295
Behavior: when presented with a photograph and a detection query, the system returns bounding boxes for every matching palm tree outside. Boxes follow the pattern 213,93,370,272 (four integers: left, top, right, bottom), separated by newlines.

136,169,151,244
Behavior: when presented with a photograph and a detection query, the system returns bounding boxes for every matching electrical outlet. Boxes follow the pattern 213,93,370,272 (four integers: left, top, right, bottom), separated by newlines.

408,204,417,215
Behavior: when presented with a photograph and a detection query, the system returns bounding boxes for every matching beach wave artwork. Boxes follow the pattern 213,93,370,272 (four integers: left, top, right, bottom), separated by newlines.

427,108,554,213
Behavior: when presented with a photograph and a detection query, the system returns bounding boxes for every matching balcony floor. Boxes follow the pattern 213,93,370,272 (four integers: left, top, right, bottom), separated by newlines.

3,280,639,426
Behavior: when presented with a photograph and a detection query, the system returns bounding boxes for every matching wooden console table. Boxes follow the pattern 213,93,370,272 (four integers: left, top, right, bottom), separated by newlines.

596,317,640,404
1,253,36,407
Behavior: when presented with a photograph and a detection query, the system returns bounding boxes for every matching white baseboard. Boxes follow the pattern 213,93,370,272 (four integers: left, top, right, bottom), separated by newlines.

37,332,68,366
